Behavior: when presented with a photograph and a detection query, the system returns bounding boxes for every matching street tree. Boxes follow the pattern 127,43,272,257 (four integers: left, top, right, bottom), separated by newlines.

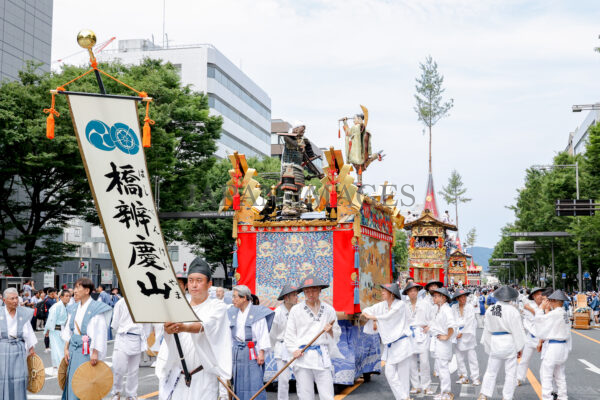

464,227,477,252
414,55,454,173
392,229,409,281
0,60,222,277
182,156,281,287
439,169,471,231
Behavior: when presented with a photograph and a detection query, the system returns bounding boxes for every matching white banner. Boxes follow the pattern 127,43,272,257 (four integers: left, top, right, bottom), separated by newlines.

43,271,54,288
67,93,197,323
101,269,113,285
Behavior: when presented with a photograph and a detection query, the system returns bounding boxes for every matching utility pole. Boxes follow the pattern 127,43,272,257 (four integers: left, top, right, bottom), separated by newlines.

551,241,556,290
576,161,583,292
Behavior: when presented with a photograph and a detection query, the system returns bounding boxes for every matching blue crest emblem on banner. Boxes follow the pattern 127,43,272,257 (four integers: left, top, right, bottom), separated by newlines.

85,120,140,155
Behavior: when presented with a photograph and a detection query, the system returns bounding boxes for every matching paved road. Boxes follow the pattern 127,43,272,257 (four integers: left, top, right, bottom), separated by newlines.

27,326,600,399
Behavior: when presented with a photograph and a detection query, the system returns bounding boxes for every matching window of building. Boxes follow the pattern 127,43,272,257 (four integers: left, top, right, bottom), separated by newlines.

207,64,271,119
208,95,270,143
168,245,179,262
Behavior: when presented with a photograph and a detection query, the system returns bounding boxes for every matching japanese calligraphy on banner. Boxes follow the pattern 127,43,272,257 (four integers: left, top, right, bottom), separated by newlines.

67,93,197,323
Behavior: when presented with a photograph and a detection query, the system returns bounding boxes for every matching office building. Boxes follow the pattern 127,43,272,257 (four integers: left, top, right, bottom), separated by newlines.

0,0,53,81
96,39,271,159
565,108,600,156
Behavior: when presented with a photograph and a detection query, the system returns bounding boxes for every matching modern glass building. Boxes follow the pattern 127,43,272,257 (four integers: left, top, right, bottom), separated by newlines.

0,0,53,81
96,39,272,159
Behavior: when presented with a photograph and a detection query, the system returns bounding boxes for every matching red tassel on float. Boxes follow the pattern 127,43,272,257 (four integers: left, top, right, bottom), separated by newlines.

233,192,241,210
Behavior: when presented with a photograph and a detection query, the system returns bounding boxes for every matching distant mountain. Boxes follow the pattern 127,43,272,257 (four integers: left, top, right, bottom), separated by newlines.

468,246,493,271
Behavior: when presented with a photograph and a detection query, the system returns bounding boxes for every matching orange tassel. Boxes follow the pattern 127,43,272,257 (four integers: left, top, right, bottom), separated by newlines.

46,113,55,139
43,91,59,140
143,118,151,148
338,127,341,139
142,100,154,148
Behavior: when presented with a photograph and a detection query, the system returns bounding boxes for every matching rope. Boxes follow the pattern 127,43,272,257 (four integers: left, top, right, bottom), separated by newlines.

43,61,154,146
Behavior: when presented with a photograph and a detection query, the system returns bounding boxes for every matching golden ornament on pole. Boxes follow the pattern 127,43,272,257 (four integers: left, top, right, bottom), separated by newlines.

26,353,45,393
77,29,97,59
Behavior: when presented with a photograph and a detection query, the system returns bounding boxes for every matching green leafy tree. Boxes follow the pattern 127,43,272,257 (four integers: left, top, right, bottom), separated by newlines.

392,229,409,281
0,60,221,277
414,55,454,173
439,169,471,231
182,156,281,288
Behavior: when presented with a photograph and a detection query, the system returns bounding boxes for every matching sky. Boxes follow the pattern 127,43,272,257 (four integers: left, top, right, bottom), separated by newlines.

51,0,600,248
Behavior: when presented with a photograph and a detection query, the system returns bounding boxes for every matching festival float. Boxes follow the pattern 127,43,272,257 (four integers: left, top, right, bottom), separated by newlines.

403,173,457,285
466,258,482,286
447,247,470,286
219,109,404,384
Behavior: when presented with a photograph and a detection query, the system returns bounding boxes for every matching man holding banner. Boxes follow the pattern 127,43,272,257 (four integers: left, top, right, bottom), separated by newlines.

61,278,113,400
156,258,232,399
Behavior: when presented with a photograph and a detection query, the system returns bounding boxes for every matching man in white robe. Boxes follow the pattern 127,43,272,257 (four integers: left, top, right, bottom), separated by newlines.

417,280,443,395
285,275,342,400
270,284,300,400
403,282,430,395
451,289,480,386
535,290,572,400
362,283,412,400
516,287,545,386
157,258,232,400
111,297,148,400
478,286,525,400
429,288,456,400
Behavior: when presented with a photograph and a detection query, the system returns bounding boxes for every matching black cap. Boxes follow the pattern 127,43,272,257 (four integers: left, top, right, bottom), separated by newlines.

548,290,569,302
452,288,471,301
277,284,300,301
433,287,452,301
379,283,401,299
402,281,423,295
425,280,444,291
300,275,329,290
528,287,544,300
187,257,212,280
494,286,518,302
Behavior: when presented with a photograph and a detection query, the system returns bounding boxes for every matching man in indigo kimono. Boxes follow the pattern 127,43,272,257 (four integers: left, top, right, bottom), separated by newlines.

228,285,274,400
0,287,37,399
61,278,113,400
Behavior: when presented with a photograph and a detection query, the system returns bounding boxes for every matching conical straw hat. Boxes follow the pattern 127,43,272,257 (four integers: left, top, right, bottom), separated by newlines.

58,357,68,390
72,360,113,400
27,353,45,393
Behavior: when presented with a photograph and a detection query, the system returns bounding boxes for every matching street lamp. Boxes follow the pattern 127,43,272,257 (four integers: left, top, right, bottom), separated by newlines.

531,163,582,292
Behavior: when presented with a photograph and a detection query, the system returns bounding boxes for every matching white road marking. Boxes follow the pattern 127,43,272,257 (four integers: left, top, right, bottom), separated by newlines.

27,395,62,399
579,359,600,375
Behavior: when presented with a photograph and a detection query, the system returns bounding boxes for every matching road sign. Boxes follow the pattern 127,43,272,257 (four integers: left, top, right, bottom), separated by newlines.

584,272,591,279
562,273,566,279
555,199,596,216
514,241,536,255
80,261,89,273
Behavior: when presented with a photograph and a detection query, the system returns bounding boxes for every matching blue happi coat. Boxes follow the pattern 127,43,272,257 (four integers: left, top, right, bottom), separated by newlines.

62,300,112,400
0,306,34,400
228,305,274,400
